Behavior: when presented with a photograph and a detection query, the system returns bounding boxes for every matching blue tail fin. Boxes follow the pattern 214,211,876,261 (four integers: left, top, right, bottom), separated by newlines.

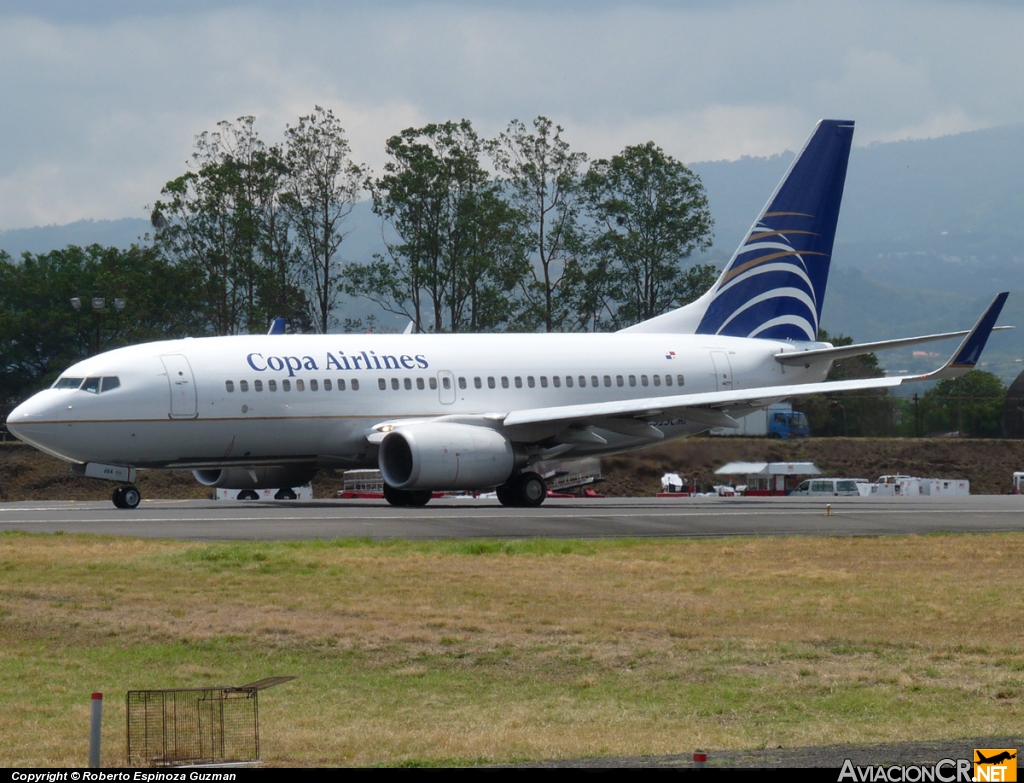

623,119,854,338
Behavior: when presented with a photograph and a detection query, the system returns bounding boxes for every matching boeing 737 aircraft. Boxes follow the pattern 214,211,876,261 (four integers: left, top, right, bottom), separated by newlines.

5,120,1010,508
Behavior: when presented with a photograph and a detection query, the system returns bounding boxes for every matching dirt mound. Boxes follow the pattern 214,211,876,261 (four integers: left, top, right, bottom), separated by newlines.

2,437,1022,502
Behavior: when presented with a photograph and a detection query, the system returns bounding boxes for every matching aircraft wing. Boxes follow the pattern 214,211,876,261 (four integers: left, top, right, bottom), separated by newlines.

500,376,902,430
502,293,1008,433
776,293,1010,366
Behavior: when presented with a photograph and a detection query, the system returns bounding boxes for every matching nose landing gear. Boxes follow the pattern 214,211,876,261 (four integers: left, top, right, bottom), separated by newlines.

112,484,141,509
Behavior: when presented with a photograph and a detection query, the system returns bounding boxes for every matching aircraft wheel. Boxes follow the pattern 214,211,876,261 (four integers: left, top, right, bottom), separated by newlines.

237,490,260,500
122,485,141,509
274,488,298,500
495,482,518,507
515,472,547,507
112,487,126,509
383,483,409,507
405,489,432,507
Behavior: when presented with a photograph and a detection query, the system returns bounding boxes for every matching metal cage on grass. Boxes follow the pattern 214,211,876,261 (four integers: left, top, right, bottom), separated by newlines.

126,677,294,767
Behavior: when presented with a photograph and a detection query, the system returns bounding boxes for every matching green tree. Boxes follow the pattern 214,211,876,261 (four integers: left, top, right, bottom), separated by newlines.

921,370,1006,437
800,330,897,437
495,116,589,332
582,142,716,329
345,120,529,333
151,116,306,335
0,245,199,404
282,106,368,334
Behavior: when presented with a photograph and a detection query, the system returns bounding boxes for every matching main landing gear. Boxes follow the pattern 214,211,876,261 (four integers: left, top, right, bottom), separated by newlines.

383,484,433,507
112,484,141,509
496,471,547,508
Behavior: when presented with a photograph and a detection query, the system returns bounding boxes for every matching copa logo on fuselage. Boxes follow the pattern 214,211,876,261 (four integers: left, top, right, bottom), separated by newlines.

246,351,430,377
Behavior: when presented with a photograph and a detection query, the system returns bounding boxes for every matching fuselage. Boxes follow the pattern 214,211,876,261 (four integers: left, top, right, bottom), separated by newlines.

6,332,831,471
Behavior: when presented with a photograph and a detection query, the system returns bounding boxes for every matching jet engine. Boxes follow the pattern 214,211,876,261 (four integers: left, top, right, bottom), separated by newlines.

378,423,516,490
192,466,317,489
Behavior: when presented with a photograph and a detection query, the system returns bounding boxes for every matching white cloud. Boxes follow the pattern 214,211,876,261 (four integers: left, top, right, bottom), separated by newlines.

1,1,1023,228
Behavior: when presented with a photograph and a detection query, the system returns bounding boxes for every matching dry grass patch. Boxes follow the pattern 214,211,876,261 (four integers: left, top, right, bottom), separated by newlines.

0,532,1021,766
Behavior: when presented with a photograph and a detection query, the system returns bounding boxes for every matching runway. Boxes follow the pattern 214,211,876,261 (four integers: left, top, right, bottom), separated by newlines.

1,495,1023,540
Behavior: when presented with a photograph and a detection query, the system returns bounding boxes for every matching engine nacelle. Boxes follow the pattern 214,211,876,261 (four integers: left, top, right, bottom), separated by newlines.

378,423,515,490
192,466,317,489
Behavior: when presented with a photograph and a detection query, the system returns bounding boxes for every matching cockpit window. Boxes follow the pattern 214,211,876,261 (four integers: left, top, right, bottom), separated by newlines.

53,377,84,389
81,377,101,393
100,377,120,393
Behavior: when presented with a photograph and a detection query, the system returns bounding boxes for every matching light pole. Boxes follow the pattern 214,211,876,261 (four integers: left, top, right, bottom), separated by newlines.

71,296,126,356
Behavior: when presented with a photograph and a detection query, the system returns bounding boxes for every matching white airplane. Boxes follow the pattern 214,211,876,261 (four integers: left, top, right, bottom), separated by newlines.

5,120,1010,509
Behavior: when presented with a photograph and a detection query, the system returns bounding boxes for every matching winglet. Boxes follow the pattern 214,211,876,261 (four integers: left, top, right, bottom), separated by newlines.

912,293,1008,381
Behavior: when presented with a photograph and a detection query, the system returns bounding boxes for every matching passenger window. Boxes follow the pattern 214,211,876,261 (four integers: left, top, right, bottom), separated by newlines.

653,375,661,387
487,377,495,389
553,376,561,388
282,380,291,392
254,379,263,392
515,376,523,388
665,375,673,387
429,377,438,390
295,379,304,392
378,378,387,390
310,379,318,391
337,379,346,391
540,376,548,388
616,375,624,387
628,375,636,387
405,378,412,390
351,379,359,391
501,376,509,389
592,376,600,387
391,378,399,390
641,375,648,387
579,376,587,388
269,380,277,392
443,376,452,390
528,376,535,388
603,376,611,387
677,374,685,386
239,380,249,392
458,377,467,390
82,377,101,393
323,379,331,391
566,375,573,388
474,377,482,389
417,378,425,390
225,381,235,393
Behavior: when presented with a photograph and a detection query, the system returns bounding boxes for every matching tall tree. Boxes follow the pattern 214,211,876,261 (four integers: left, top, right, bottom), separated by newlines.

345,120,528,333
495,117,589,332
282,106,368,333
151,116,305,335
582,142,716,329
922,370,1006,438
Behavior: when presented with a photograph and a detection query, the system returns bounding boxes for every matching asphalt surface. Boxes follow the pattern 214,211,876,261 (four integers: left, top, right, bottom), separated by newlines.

1,494,1023,540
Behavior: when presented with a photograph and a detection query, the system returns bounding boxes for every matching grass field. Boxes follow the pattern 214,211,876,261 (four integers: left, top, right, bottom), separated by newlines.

0,532,1021,766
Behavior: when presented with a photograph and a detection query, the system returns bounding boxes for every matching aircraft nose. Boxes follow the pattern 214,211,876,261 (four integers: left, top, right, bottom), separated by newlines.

5,391,64,443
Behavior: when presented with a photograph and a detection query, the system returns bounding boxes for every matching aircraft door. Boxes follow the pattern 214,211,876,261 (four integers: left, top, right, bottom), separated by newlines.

710,351,734,392
161,354,198,419
437,370,456,404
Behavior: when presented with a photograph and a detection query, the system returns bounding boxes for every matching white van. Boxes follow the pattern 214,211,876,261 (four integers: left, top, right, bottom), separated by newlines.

790,478,861,497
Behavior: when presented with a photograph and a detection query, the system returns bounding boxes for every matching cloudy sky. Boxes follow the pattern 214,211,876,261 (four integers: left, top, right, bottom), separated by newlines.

1,0,1022,230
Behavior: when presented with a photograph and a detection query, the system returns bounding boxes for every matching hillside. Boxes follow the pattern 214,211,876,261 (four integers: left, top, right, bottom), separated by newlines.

3,438,1022,503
